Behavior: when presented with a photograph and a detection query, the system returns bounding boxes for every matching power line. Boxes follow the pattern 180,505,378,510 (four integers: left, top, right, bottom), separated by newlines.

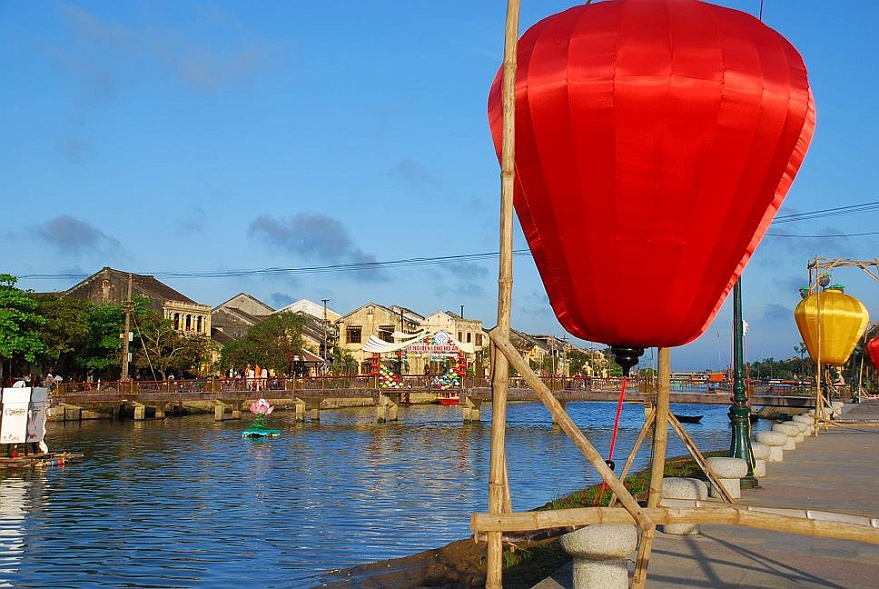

17,201,879,281
18,250,535,280
771,201,879,224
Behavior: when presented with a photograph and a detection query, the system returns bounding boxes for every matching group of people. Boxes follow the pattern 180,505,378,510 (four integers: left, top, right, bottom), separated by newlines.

3,373,62,390
241,364,269,392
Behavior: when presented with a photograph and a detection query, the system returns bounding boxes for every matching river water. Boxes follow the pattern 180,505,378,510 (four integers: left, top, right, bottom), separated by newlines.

0,401,769,588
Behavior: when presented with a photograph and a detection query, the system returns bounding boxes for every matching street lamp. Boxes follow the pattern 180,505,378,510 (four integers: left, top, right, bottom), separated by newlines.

730,278,758,488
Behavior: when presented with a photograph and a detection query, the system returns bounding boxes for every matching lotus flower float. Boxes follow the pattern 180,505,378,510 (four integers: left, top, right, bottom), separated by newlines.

249,398,274,429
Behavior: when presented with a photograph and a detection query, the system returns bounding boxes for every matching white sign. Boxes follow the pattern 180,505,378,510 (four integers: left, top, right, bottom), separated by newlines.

1,401,30,444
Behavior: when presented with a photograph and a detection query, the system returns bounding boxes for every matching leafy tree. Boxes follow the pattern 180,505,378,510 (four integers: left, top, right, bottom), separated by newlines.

76,303,125,380
33,293,91,378
219,312,305,375
330,348,358,375
134,311,216,379
567,350,590,375
0,274,47,383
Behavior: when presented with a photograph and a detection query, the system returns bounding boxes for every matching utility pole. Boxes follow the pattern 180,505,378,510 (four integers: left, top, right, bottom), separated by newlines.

321,299,330,368
121,273,133,384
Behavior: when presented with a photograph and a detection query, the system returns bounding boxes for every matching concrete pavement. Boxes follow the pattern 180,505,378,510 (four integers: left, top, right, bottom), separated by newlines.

532,399,879,588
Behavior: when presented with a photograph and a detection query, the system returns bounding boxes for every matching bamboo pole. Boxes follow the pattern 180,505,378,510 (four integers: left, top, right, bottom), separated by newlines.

472,503,879,545
632,347,670,588
668,412,735,504
485,1,520,586
490,331,653,530
608,407,655,508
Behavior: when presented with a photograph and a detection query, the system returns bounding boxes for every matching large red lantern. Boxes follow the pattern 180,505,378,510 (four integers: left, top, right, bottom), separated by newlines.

867,336,879,371
488,0,815,363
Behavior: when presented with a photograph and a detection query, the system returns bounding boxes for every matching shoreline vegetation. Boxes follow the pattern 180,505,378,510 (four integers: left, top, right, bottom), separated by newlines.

315,451,724,589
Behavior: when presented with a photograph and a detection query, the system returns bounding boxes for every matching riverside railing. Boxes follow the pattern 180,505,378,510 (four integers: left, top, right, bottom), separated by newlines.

51,374,818,401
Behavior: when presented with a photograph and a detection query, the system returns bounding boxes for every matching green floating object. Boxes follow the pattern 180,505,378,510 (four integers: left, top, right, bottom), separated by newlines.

242,428,281,438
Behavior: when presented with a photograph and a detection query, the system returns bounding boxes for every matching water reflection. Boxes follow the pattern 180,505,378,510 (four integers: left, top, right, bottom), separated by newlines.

1,401,767,587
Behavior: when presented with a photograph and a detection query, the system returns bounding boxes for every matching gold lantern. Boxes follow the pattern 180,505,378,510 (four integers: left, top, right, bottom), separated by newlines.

794,286,869,366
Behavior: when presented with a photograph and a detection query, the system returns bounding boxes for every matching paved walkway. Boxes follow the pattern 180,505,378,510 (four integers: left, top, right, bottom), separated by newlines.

532,400,879,588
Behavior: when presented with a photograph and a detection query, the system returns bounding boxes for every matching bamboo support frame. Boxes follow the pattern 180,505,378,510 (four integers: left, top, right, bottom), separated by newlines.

484,6,879,587
668,412,735,503
473,501,879,545
490,331,653,530
485,1,520,586
632,347,669,588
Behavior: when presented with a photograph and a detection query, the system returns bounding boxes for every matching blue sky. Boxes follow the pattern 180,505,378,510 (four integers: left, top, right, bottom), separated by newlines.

2,1,878,371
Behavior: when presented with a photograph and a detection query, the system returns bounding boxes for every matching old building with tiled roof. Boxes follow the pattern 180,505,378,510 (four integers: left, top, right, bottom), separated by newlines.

63,267,211,335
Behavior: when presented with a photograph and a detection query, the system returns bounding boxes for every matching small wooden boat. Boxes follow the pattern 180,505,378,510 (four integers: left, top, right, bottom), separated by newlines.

0,452,84,469
436,392,461,406
673,413,703,424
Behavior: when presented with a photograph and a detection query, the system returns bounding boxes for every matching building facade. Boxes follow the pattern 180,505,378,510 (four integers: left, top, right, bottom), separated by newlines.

63,267,211,336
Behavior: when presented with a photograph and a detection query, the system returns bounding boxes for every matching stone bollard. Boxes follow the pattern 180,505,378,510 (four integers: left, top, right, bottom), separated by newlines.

787,419,807,442
750,441,770,478
659,478,708,535
792,414,814,436
830,401,845,419
706,457,747,499
559,524,638,589
771,423,799,450
755,431,787,462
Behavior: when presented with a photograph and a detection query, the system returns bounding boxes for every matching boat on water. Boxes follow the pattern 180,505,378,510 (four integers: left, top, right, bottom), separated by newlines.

674,413,703,424
436,391,461,406
0,452,84,469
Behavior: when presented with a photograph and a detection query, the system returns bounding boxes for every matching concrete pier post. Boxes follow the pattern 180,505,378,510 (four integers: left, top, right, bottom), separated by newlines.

155,404,166,419
559,524,638,589
293,398,306,422
213,401,225,421
133,402,146,421
310,407,320,421
552,400,566,424
376,395,398,423
463,398,481,422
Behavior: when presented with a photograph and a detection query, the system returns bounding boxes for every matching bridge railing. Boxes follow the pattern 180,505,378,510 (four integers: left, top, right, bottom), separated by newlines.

52,375,822,401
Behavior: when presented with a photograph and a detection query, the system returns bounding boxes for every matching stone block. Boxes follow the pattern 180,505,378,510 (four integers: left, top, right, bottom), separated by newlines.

707,457,747,499
772,423,799,449
560,524,638,589
755,431,786,462
659,477,707,535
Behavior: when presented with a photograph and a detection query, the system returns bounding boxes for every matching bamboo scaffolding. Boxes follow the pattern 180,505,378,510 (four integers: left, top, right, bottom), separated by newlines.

472,502,879,545
632,347,670,588
667,412,735,504
489,331,652,530
609,408,734,508
485,1,520,586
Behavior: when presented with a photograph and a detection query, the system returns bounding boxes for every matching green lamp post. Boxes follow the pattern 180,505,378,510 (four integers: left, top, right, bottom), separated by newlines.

729,278,758,488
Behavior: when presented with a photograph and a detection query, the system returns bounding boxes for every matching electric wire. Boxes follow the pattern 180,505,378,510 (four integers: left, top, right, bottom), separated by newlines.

16,201,879,281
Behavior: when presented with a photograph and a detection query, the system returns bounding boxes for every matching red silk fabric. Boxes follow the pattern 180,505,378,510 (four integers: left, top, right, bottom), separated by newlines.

868,337,879,371
488,0,815,348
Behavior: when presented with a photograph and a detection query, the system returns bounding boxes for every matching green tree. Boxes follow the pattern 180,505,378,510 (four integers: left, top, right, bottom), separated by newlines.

76,303,125,380
33,293,91,378
0,274,47,382
567,350,590,375
219,312,306,375
330,348,358,375
134,311,215,379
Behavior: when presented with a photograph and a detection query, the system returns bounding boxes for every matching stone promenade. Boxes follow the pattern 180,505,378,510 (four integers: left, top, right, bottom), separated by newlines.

533,399,879,588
